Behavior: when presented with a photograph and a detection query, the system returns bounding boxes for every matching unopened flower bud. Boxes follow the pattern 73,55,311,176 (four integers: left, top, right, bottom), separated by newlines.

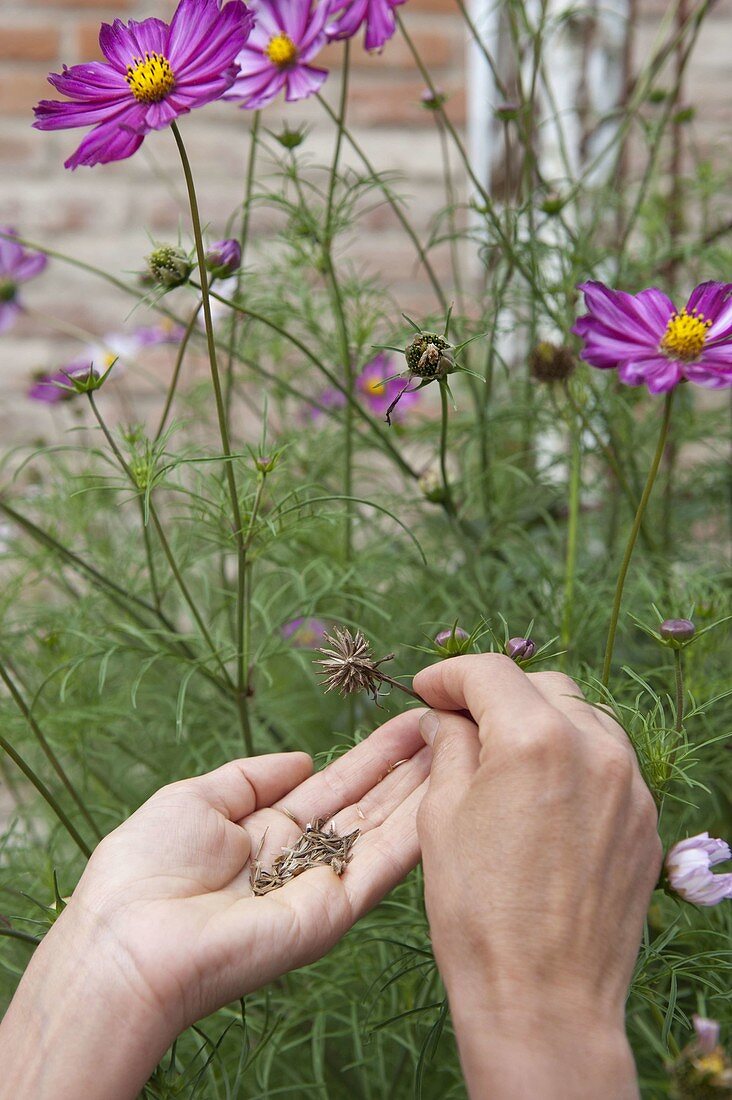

146,245,193,289
660,618,696,643
541,193,566,216
421,87,447,111
274,125,306,149
434,626,470,656
495,101,520,122
506,636,536,662
405,332,453,379
254,453,277,474
205,239,241,279
418,470,448,504
529,341,576,383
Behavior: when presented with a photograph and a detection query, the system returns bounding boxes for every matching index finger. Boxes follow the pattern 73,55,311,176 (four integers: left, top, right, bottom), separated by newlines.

413,654,558,748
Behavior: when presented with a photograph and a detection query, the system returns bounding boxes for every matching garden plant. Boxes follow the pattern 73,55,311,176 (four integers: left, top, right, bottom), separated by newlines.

0,0,731,1096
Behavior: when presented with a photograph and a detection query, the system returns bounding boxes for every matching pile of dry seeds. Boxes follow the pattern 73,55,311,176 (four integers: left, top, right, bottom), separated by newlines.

250,817,361,896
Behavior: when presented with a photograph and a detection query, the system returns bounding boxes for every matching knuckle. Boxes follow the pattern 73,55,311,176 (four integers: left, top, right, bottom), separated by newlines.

512,714,575,761
530,670,583,698
596,740,635,786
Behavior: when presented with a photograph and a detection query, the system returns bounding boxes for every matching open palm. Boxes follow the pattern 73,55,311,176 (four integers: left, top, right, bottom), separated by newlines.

70,711,429,1037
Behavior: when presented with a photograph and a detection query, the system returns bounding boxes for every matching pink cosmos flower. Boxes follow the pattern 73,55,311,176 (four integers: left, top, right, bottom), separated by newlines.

33,0,254,169
328,0,406,51
0,229,48,334
573,280,732,393
665,832,732,906
28,361,97,404
282,617,328,648
224,0,331,110
357,353,420,420
693,1015,721,1056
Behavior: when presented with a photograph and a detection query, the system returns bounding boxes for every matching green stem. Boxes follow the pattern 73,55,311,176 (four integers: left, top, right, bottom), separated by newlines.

315,93,448,313
170,121,252,753
438,381,456,517
225,110,261,423
602,391,674,687
0,726,91,857
0,927,40,947
202,284,418,480
237,476,267,757
396,14,561,327
87,393,237,697
560,405,581,667
0,657,101,842
325,42,354,566
155,298,203,441
673,647,684,735
139,495,162,612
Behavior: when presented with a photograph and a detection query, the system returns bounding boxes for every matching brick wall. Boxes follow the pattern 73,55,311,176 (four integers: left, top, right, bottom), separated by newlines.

0,0,731,443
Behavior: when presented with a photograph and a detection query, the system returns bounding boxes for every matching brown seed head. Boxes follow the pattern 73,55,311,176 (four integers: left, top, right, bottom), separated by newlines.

316,627,394,702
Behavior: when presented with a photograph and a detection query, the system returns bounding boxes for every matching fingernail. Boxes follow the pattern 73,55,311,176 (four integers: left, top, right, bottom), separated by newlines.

419,710,440,745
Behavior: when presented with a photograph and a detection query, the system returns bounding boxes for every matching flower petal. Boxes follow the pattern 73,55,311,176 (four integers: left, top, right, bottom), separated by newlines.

618,356,682,392
285,63,328,100
64,119,145,169
100,17,170,70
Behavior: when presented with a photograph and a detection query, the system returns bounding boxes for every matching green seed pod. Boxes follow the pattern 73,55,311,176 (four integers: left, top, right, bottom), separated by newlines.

146,245,193,289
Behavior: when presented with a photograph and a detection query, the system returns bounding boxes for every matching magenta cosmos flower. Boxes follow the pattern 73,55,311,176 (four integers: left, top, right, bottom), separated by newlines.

224,0,331,110
33,0,254,169
357,354,420,420
282,617,328,648
573,280,732,393
328,0,405,51
0,229,47,334
665,832,732,906
28,361,98,405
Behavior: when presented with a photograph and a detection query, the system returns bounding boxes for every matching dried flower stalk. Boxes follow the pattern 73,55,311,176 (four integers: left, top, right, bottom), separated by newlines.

316,627,425,705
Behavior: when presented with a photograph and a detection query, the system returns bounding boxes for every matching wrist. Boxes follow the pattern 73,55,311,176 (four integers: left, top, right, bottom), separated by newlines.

444,978,638,1100
0,902,174,1100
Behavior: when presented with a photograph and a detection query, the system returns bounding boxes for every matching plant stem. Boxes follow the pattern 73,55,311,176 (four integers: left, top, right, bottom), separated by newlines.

0,657,101,841
673,647,685,735
87,393,237,698
324,43,354,566
0,726,91,857
315,93,448,313
377,673,427,706
224,110,260,423
0,927,40,947
560,406,582,667
438,381,456,516
155,298,203,441
602,391,674,686
170,121,252,753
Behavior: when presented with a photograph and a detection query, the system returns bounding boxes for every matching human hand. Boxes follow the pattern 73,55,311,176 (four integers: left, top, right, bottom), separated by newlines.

413,655,662,1100
0,713,429,1100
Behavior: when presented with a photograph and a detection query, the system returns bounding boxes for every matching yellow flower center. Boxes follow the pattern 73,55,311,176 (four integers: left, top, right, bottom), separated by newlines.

265,34,298,68
659,308,711,362
126,53,176,104
361,376,385,397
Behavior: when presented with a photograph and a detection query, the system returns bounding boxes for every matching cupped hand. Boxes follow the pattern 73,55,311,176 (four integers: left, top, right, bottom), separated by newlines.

65,711,429,1039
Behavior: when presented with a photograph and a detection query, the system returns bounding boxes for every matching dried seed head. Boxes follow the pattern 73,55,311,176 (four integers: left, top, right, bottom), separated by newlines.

405,332,453,379
316,627,394,702
529,341,576,383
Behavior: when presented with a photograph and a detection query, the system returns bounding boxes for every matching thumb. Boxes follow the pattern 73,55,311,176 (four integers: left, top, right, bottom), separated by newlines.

419,709,480,801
